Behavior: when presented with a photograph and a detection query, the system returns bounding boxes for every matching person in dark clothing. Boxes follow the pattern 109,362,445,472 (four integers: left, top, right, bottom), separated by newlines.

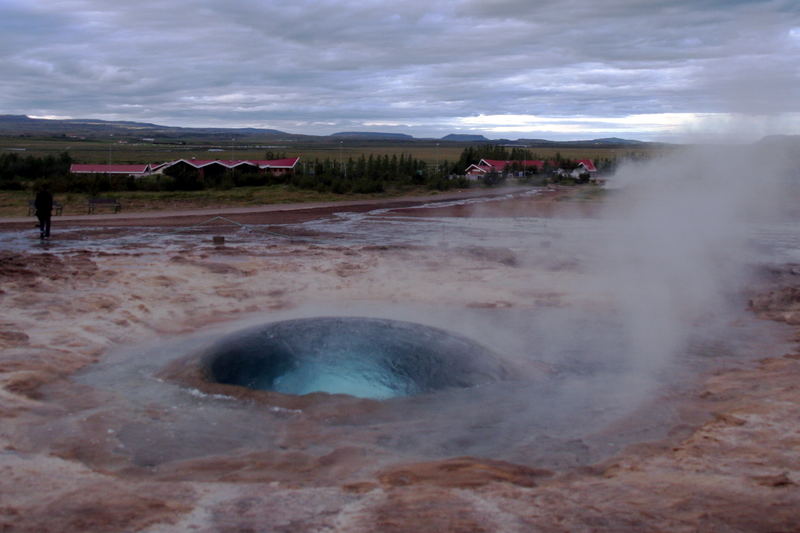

34,187,53,239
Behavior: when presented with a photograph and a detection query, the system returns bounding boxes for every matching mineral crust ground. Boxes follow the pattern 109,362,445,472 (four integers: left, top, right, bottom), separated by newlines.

1,188,798,532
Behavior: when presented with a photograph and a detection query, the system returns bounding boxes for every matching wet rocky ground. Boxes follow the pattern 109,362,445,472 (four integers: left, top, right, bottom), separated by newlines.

1,191,799,532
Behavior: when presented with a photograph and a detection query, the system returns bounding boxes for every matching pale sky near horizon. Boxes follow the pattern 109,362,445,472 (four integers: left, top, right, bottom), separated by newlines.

1,0,799,141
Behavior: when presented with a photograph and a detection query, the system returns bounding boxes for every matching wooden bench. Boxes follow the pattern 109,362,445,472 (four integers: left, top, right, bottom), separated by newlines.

87,197,121,214
27,200,64,216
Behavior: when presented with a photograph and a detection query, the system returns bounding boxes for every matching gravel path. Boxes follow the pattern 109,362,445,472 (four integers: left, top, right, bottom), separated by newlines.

0,187,532,229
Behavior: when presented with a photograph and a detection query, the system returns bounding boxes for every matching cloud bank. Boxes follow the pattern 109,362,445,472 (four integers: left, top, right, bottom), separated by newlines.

2,0,799,139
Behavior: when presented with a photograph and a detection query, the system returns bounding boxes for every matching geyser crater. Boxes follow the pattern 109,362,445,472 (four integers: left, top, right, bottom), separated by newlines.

200,316,511,400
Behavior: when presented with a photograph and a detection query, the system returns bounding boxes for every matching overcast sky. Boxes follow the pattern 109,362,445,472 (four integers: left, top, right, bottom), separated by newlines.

2,0,799,140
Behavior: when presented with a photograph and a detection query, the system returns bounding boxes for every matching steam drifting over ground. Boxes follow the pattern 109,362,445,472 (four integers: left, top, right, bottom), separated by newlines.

596,143,794,378
0,157,799,530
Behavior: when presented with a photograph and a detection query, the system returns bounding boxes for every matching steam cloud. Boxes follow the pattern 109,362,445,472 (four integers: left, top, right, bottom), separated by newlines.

597,141,794,375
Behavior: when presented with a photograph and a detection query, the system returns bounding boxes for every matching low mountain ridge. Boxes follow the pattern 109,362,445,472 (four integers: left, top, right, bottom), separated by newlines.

0,115,288,138
0,114,666,145
440,134,490,142
330,131,415,140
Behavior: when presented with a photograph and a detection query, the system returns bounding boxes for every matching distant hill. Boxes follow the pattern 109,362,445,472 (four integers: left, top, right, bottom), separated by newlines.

330,131,415,140
516,137,648,147
440,134,490,142
587,137,646,145
0,115,289,139
0,114,661,146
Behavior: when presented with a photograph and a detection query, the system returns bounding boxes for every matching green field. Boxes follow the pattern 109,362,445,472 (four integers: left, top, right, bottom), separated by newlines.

0,133,669,217
0,135,663,167
0,184,451,218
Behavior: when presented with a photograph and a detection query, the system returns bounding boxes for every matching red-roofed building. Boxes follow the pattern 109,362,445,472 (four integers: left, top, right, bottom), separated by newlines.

564,159,597,179
70,158,301,181
465,159,548,178
70,164,153,176
155,157,300,180
551,159,599,180
248,158,301,170
466,157,598,181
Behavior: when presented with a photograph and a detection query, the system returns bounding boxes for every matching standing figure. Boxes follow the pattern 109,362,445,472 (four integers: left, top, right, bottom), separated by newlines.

34,186,53,240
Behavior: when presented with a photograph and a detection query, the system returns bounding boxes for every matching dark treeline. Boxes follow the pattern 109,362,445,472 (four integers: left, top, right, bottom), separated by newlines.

453,145,536,172
0,151,469,194
0,151,151,194
453,145,615,175
292,153,467,193
0,152,72,190
161,153,469,193
0,146,618,194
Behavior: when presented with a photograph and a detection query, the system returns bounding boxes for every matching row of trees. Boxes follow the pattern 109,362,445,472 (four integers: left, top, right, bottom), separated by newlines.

453,144,616,175
157,153,468,193
453,145,533,172
290,153,467,193
0,152,73,190
0,151,469,194
0,145,615,194
0,152,148,193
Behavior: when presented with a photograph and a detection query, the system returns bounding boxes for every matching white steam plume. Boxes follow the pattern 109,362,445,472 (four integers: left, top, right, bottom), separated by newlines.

597,141,794,374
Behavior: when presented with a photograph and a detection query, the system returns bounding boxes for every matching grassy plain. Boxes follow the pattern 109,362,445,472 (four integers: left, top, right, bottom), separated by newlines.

0,184,444,218
0,134,666,217
0,135,661,166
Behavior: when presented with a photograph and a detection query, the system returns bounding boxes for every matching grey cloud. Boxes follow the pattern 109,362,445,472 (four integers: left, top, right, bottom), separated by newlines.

0,0,798,139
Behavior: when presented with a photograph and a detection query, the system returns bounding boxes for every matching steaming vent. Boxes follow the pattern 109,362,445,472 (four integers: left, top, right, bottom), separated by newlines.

202,317,510,400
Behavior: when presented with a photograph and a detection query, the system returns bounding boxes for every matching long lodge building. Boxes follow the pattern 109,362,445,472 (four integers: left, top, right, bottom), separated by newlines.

70,157,300,179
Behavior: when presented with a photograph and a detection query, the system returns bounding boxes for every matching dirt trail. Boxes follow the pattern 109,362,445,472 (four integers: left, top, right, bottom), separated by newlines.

0,186,537,230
